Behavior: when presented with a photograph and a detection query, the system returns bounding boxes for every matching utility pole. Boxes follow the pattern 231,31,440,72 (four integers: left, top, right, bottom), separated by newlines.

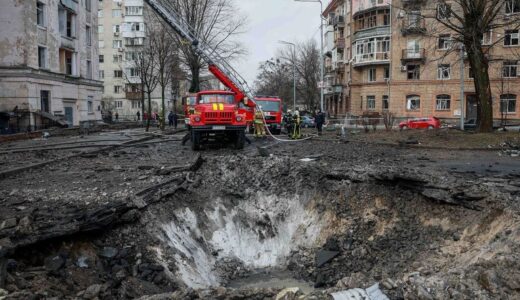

279,41,297,110
294,0,324,111
460,44,465,130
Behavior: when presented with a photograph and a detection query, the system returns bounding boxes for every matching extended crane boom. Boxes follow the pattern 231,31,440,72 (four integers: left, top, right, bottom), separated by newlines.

143,0,255,103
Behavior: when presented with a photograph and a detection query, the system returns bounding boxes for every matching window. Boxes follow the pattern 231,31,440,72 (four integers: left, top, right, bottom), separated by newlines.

112,9,121,17
125,6,143,16
99,55,104,63
125,51,139,61
125,37,144,46
127,68,140,77
503,61,518,78
59,7,76,38
113,25,120,33
383,66,390,80
37,1,45,27
407,64,420,80
367,96,376,110
114,86,122,94
406,95,420,111
383,10,390,25
113,40,122,48
59,49,76,75
40,90,50,113
436,94,451,110
98,10,103,18
99,40,104,48
85,0,91,12
86,26,92,46
86,60,92,79
98,25,104,34
482,30,493,45
38,46,47,69
131,23,144,32
113,54,122,63
132,101,141,109
505,30,519,46
114,70,123,78
368,68,376,82
500,94,517,113
115,101,123,108
469,67,474,79
437,3,451,19
438,35,452,50
87,96,93,113
99,70,104,79
437,64,451,80
382,95,389,110
505,0,520,14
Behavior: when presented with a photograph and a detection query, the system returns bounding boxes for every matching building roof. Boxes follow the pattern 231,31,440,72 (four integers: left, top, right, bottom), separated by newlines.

322,0,341,17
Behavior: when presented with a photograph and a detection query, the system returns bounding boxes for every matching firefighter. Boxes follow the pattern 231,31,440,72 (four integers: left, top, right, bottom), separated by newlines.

291,109,301,139
254,105,266,138
284,110,293,136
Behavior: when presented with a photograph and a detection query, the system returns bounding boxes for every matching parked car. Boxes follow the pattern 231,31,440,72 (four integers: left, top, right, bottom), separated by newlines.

399,117,441,130
301,116,315,128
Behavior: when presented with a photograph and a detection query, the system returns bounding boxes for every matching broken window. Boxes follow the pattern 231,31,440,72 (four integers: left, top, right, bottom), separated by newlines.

500,94,517,113
37,1,45,27
59,6,76,38
505,0,520,14
40,90,50,113
382,95,389,110
437,64,451,80
38,46,47,69
59,49,76,75
436,95,451,111
505,30,519,46
437,3,451,19
503,61,518,78
406,95,420,111
407,64,420,80
438,34,452,50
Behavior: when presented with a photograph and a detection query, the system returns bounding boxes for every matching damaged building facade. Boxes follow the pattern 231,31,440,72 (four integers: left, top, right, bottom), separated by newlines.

323,0,520,123
0,0,102,133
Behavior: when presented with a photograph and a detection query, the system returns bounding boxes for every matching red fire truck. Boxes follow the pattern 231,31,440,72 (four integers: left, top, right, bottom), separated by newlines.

144,0,256,150
254,97,283,135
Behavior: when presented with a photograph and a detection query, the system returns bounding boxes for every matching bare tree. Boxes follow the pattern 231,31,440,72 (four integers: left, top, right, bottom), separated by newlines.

405,0,520,132
154,0,247,93
254,58,294,108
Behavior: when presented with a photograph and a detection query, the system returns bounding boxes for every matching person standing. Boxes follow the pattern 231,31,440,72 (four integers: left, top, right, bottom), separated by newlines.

254,106,266,138
115,112,119,122
136,111,141,121
168,111,174,127
173,111,178,129
291,110,301,139
315,109,325,135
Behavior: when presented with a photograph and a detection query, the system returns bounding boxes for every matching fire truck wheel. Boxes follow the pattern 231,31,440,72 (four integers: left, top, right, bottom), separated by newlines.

191,131,201,151
234,130,245,150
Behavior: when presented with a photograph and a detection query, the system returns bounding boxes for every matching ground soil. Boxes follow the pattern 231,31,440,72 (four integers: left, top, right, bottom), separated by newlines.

0,128,519,299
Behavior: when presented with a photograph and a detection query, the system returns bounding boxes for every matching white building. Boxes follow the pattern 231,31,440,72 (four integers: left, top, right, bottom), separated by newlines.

0,0,103,132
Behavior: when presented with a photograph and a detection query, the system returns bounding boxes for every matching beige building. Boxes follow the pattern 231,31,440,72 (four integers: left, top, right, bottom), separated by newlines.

0,0,103,132
323,0,520,123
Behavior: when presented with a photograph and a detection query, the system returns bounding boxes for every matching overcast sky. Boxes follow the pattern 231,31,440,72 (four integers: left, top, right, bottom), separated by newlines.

235,0,326,87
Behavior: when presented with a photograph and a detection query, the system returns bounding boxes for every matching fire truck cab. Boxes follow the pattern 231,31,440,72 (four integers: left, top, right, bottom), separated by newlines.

254,97,283,135
184,90,247,150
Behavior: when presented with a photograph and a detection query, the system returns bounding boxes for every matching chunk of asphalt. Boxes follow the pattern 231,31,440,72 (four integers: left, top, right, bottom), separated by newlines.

316,250,340,268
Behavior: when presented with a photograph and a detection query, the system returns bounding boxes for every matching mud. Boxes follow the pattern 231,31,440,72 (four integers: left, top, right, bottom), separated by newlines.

0,128,519,299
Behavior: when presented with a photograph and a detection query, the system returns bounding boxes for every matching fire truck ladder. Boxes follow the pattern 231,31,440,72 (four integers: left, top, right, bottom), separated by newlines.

144,0,254,102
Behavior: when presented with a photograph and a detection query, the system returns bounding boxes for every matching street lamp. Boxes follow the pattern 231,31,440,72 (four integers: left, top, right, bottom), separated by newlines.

279,40,297,111
294,0,324,112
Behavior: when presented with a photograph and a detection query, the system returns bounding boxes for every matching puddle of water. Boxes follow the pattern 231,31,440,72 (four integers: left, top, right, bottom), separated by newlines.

226,269,315,294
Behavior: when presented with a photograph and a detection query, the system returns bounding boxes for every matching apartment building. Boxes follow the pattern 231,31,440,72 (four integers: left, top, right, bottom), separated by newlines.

0,0,103,132
323,0,520,122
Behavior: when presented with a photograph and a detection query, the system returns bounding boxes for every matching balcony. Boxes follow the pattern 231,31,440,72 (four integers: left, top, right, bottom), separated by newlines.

335,61,345,73
353,52,390,67
334,15,345,28
401,48,426,63
126,91,142,100
401,17,426,36
335,38,345,50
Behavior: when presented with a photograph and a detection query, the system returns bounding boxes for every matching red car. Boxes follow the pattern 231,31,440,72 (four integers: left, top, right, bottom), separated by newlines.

399,117,441,130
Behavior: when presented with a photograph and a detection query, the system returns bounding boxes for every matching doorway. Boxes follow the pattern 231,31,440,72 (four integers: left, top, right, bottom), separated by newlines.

64,107,73,127
466,95,477,121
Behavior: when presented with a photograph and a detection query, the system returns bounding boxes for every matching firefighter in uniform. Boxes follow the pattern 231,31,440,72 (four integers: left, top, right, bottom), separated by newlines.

291,109,301,139
284,110,293,136
254,106,266,138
